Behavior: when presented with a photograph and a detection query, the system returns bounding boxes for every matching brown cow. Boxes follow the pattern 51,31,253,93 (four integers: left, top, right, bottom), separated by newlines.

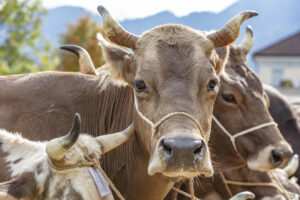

209,26,292,172
164,26,296,200
0,6,256,200
0,113,135,200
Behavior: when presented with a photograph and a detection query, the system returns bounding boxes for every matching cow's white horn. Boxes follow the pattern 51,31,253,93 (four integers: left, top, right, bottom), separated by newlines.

208,11,258,47
229,191,255,200
283,154,299,177
97,5,140,49
239,25,254,54
96,123,134,154
46,113,81,161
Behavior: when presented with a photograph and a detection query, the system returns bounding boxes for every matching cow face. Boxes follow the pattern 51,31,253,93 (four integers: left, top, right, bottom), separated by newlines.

0,114,134,200
96,6,257,177
210,27,293,171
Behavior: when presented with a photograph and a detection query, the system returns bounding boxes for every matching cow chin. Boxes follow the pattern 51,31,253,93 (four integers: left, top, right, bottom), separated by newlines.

147,137,214,178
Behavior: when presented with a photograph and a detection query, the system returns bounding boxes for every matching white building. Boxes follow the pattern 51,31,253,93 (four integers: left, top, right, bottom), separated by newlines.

254,32,300,87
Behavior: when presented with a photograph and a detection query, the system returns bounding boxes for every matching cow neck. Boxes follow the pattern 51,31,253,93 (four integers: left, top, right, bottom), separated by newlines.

48,153,125,200
133,94,205,139
219,169,291,200
212,115,277,159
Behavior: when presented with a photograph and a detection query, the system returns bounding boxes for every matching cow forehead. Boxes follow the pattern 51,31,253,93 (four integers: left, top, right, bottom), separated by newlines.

135,24,213,57
224,47,264,96
134,25,215,86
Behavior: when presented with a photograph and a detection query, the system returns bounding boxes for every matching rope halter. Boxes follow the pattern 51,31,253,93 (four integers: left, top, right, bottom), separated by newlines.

134,95,205,139
212,115,277,156
220,170,292,200
48,154,125,200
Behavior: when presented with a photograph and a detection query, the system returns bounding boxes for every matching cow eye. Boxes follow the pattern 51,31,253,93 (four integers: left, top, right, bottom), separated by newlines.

207,78,219,92
222,93,237,104
134,80,147,92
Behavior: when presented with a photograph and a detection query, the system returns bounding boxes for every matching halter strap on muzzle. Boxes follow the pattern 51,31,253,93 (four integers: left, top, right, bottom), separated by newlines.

134,95,205,139
212,115,277,155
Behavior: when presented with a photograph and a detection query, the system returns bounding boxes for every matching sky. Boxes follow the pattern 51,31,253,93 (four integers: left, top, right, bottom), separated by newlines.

41,0,239,20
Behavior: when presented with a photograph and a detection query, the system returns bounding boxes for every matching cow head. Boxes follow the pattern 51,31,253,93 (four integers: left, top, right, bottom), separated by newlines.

0,113,134,200
95,6,257,178
210,26,293,172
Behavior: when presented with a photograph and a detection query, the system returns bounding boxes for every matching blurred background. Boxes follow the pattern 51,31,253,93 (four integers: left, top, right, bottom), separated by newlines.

0,0,299,94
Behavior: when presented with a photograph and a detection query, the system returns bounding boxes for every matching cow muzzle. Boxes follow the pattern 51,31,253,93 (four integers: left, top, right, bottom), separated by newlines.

248,143,294,171
148,136,213,178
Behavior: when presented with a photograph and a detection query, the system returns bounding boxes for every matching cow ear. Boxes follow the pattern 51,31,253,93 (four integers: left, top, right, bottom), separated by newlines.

213,46,229,75
0,172,37,199
97,33,137,85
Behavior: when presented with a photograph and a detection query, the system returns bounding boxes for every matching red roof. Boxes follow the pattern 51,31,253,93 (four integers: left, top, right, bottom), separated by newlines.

254,31,300,56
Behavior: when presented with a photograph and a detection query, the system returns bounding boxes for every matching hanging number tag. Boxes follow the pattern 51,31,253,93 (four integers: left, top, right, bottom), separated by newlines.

88,167,112,197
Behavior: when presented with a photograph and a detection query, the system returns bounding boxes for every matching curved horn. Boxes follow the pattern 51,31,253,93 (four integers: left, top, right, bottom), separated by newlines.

239,25,254,54
60,45,98,75
96,123,134,154
229,191,255,200
208,11,258,47
97,5,140,49
283,154,299,177
46,113,81,161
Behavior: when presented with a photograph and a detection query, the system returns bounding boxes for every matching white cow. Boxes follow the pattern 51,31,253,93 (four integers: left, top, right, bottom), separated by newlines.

0,113,134,200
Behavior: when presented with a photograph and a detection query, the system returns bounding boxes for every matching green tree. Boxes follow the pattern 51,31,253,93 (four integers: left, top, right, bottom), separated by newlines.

59,15,104,72
0,0,59,75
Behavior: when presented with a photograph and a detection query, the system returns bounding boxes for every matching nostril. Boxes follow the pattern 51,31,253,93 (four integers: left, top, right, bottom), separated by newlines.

161,139,172,156
272,150,284,166
193,140,204,157
194,146,202,156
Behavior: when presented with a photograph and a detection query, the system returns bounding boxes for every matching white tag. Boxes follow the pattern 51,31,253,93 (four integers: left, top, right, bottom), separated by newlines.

88,167,112,197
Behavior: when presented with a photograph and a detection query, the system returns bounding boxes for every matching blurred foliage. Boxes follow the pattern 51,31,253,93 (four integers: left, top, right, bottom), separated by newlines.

0,0,59,75
59,15,104,72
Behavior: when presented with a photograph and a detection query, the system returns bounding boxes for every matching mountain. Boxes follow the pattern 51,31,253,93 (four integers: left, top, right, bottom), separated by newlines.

42,0,300,71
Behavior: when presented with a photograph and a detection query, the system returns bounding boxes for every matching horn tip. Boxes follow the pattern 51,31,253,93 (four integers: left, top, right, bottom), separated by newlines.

72,113,81,133
60,45,83,58
74,113,81,125
230,191,255,200
246,25,253,37
243,10,259,18
97,5,109,16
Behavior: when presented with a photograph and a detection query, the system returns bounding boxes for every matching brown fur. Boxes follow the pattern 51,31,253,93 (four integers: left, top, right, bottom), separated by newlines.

3,172,38,199
265,85,300,182
0,142,11,181
0,71,172,199
165,42,294,200
210,45,289,171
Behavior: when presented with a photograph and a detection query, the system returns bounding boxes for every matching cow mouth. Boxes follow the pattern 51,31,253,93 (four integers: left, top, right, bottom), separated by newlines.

162,168,213,178
148,165,213,178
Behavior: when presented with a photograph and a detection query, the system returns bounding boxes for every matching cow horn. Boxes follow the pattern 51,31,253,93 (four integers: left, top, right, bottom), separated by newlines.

60,45,98,75
283,154,299,177
229,191,255,200
46,113,81,161
207,11,258,47
97,5,140,49
96,123,134,154
239,25,254,54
